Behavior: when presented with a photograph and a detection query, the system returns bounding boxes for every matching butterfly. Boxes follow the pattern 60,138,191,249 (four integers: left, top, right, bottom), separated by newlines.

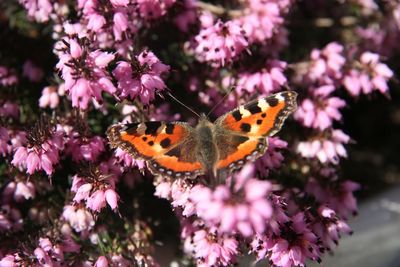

107,91,297,180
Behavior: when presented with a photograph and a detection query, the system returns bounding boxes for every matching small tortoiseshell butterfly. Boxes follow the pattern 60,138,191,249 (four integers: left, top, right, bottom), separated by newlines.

107,91,297,180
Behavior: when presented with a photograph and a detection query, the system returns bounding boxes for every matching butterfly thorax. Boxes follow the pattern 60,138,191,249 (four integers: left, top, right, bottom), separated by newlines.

194,116,219,178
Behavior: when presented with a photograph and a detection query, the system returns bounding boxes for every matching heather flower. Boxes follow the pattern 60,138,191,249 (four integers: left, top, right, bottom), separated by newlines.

18,0,53,22
238,0,284,44
0,101,20,119
294,85,346,131
95,256,108,267
66,134,105,162
137,0,176,20
114,147,145,169
182,224,239,267
71,162,121,212
255,137,288,176
11,118,64,176
297,129,350,164
62,204,95,232
0,66,18,86
22,60,44,82
113,51,170,104
0,205,23,232
56,37,116,109
306,178,360,219
173,0,197,32
253,212,321,267
308,42,345,84
190,165,273,236
311,206,353,250
2,179,36,203
0,128,26,157
194,20,249,66
39,86,60,109
343,52,393,96
236,60,287,96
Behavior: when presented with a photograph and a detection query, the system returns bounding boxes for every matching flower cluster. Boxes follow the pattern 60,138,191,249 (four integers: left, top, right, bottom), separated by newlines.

0,0,397,266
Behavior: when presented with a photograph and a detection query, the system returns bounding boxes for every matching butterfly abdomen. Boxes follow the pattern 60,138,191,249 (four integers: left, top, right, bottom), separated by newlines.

195,123,219,177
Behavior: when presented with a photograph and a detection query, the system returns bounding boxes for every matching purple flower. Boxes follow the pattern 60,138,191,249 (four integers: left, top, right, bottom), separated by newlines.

255,137,288,176
0,66,18,86
297,129,350,164
343,52,393,96
182,223,239,267
0,128,26,157
113,51,170,104
66,134,105,162
18,0,53,22
190,165,273,237
194,20,249,66
0,205,23,232
2,180,35,203
39,86,60,109
252,213,321,267
56,37,116,109
94,256,108,267
11,119,64,176
294,85,346,131
308,42,345,84
62,204,95,232
0,101,20,119
22,60,44,82
236,60,287,96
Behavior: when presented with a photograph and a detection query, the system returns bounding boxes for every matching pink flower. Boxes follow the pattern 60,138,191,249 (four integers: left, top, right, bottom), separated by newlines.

182,224,239,267
62,204,95,232
87,190,107,212
252,213,321,267
236,60,287,96
11,121,64,176
56,37,116,109
194,20,249,66
113,51,170,104
18,0,53,22
22,60,44,82
297,129,350,164
0,66,18,86
294,85,346,131
190,165,273,236
66,135,105,162
343,52,393,96
0,255,17,267
39,86,60,109
113,147,145,169
137,0,174,19
308,42,345,84
95,256,108,267
0,101,19,119
3,180,36,202
238,1,284,43
255,137,288,176
0,205,23,232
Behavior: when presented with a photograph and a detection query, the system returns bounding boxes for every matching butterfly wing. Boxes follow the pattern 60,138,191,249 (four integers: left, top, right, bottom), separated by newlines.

107,121,203,179
214,91,297,171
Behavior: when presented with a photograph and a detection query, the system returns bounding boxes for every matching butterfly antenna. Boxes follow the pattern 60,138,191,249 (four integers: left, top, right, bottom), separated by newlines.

206,86,236,118
165,91,201,118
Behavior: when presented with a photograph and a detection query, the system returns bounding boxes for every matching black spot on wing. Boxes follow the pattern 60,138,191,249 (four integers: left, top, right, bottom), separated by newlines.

148,141,154,146
232,110,242,121
124,123,139,134
165,124,174,134
166,146,181,157
142,136,147,141
145,121,162,135
266,97,279,107
245,104,262,114
256,119,262,125
160,138,171,148
261,113,266,118
240,123,251,132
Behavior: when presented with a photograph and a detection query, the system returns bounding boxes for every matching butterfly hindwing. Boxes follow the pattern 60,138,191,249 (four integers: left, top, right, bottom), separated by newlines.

107,121,203,179
215,91,298,137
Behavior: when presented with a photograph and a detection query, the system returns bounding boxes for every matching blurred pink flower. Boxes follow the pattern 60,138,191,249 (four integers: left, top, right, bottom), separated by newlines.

95,256,108,267
236,60,287,96
39,86,60,109
22,60,44,82
66,135,105,162
113,51,170,104
194,20,248,66
18,0,53,22
0,101,19,119
62,204,95,232
294,85,346,131
255,137,288,176
297,129,350,164
190,165,273,236
343,52,393,96
0,66,18,86
0,205,23,232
